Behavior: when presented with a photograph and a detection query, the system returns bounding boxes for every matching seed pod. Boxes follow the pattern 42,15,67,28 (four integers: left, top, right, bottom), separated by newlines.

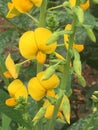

73,59,82,76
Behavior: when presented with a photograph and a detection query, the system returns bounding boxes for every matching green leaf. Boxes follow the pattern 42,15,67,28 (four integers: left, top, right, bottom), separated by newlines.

62,95,70,124
92,0,98,4
83,25,96,42
67,111,98,130
0,90,31,129
2,113,11,130
73,6,84,24
77,74,86,87
46,30,73,45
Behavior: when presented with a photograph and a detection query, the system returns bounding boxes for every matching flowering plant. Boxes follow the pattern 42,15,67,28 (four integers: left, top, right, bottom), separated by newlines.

0,0,98,130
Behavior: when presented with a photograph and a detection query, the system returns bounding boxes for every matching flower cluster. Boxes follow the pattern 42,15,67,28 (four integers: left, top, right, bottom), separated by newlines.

19,27,57,64
6,0,43,18
5,79,28,106
69,0,90,10
64,24,84,52
28,71,60,101
43,90,64,120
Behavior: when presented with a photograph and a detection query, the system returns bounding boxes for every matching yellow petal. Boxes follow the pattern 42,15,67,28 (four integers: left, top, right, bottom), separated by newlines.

45,105,54,118
28,77,46,101
36,51,46,64
5,54,18,79
80,0,90,11
57,112,64,120
37,71,60,90
8,79,25,97
34,28,57,54
73,44,84,52
19,31,38,59
54,52,65,61
31,0,43,7
64,24,72,44
15,84,28,101
12,0,34,13
69,0,76,7
6,2,20,18
5,97,17,106
3,71,13,78
46,89,56,97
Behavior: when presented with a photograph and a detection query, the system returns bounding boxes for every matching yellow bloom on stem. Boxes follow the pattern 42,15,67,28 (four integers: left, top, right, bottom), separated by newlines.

37,71,60,90
69,0,76,7
6,0,43,18
31,0,43,7
80,0,90,11
5,79,28,106
28,77,46,101
4,54,18,79
64,24,84,52
19,27,57,64
28,71,60,101
6,2,20,18
12,0,34,13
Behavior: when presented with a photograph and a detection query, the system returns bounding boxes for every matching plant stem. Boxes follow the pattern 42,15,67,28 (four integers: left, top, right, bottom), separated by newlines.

39,0,47,27
48,4,63,11
35,1,48,130
25,12,39,24
47,12,77,130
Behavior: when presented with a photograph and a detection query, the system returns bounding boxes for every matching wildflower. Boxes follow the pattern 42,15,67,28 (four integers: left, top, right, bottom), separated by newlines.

80,0,90,11
43,90,64,120
19,28,57,64
69,0,76,7
4,54,18,79
64,24,84,52
5,79,28,106
6,0,43,18
28,71,60,101
69,0,90,11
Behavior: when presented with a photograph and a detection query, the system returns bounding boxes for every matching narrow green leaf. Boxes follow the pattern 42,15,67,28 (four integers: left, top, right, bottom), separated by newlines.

77,74,86,87
2,113,11,130
62,95,70,124
83,25,96,42
73,6,84,24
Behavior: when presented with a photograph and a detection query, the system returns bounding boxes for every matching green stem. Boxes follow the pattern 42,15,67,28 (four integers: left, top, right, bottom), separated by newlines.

47,90,64,130
39,0,48,27
25,12,39,24
47,12,77,130
60,14,77,90
48,4,63,11
17,59,30,66
35,1,48,130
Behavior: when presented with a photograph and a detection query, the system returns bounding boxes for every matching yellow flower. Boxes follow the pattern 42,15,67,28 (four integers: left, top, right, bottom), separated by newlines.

6,0,43,18
5,79,28,106
64,24,84,52
6,2,20,18
31,0,43,7
4,54,18,79
37,71,60,90
28,71,60,101
43,98,64,120
80,0,90,11
28,77,46,101
19,28,57,64
69,0,76,7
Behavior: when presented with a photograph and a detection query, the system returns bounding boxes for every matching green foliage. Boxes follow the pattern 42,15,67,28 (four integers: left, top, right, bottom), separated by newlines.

67,111,98,130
